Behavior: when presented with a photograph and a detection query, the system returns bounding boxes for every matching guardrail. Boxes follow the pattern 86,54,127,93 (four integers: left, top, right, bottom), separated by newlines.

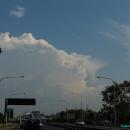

47,122,127,130
47,122,109,130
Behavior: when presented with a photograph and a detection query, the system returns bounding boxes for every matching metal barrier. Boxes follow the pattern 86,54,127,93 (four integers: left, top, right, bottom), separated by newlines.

47,122,107,130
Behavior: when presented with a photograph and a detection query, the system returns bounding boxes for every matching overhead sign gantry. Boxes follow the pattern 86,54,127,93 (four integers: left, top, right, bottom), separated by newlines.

6,98,36,105
4,98,36,123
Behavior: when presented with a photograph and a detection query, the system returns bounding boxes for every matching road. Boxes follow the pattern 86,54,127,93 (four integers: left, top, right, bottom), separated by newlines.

1,124,67,130
1,123,126,130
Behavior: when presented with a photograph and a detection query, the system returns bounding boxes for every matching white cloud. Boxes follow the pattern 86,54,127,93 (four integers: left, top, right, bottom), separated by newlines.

99,32,116,39
100,21,130,60
10,5,26,18
108,22,130,58
0,32,105,114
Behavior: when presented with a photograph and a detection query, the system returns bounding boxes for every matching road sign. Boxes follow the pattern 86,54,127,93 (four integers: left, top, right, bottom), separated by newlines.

6,98,36,105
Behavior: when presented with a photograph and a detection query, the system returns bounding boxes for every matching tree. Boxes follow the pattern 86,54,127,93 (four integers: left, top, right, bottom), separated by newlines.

0,112,4,123
86,110,96,124
101,80,130,123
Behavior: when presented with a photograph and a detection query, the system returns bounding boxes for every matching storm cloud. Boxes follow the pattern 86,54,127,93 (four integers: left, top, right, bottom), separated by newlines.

0,32,104,114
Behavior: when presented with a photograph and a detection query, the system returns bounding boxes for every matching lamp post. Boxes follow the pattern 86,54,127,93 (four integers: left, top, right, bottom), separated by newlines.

72,92,83,121
97,76,118,126
0,75,24,82
0,75,24,124
59,100,69,122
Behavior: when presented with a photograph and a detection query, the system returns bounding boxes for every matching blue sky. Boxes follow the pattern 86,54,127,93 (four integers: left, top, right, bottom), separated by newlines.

1,0,130,114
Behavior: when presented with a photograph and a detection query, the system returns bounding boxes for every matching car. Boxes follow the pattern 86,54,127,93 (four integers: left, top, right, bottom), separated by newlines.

24,119,33,130
24,119,44,130
121,123,130,128
32,119,44,130
19,119,27,129
75,119,85,125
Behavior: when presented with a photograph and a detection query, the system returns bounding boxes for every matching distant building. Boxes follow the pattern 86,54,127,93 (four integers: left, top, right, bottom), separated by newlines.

24,112,32,120
68,112,75,120
31,111,40,119
40,113,45,119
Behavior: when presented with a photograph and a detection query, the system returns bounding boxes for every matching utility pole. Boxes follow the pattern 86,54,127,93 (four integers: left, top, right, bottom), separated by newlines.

72,92,83,121
59,100,69,122
86,105,88,121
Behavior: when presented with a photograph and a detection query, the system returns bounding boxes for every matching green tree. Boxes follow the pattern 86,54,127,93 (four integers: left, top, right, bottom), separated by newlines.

0,112,4,123
101,80,130,123
86,110,96,124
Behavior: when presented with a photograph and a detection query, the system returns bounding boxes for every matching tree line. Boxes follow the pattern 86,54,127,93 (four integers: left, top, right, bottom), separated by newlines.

100,80,130,124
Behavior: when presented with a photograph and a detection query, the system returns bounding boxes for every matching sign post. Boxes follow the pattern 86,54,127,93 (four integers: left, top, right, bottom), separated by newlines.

4,98,36,124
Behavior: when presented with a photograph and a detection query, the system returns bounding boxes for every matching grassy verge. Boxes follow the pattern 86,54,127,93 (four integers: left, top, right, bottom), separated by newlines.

0,123,13,129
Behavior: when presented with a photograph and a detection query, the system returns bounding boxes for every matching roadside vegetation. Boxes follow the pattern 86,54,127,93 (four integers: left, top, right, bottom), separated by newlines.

47,80,130,126
100,80,130,124
0,112,4,123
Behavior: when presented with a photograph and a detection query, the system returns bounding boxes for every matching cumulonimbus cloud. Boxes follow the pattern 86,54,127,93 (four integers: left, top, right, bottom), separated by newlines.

9,5,26,18
0,32,105,113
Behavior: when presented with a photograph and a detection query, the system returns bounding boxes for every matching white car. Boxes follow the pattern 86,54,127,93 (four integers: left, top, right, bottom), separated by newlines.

75,119,85,125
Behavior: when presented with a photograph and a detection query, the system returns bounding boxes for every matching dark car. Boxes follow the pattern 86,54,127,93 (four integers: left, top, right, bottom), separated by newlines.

20,119,27,129
33,119,44,130
24,119,44,130
24,119,33,130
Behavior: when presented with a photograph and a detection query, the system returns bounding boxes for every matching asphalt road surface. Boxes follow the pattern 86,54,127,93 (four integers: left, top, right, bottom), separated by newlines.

1,124,67,130
1,124,126,130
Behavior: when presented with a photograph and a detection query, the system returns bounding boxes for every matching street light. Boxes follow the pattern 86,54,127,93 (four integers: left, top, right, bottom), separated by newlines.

0,75,24,82
0,75,24,124
72,92,83,121
97,76,118,126
59,100,69,122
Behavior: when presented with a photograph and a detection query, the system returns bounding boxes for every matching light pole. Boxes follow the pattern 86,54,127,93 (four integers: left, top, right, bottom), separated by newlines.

72,92,83,121
59,100,69,122
0,75,24,124
97,76,118,126
0,75,24,82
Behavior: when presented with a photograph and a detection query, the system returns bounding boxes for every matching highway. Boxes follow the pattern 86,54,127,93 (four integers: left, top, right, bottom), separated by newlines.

1,123,125,130
1,123,126,130
1,124,67,130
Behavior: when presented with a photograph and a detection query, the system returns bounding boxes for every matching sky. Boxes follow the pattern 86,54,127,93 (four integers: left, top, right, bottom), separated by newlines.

1,0,130,115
